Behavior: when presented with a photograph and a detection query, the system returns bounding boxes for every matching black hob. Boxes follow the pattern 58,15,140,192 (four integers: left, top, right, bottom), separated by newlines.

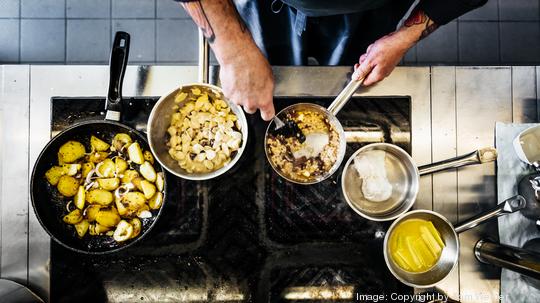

50,96,412,302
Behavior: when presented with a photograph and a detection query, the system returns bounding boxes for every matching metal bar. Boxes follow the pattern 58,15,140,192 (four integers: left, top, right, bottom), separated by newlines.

198,29,209,84
511,67,537,123
475,239,540,280
456,66,512,303
0,65,30,285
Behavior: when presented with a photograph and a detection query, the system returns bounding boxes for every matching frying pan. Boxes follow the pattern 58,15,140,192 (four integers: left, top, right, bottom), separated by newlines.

30,32,167,254
264,76,365,184
341,143,498,221
384,194,526,288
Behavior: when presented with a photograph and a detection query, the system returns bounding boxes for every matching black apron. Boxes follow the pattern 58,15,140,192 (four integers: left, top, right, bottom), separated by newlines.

235,0,415,65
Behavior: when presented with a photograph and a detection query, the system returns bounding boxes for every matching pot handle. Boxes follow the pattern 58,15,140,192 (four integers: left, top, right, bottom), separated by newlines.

198,29,209,84
327,75,365,115
418,147,497,176
105,31,130,121
454,195,526,233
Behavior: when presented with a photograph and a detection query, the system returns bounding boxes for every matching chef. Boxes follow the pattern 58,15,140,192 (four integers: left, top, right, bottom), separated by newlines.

176,0,487,121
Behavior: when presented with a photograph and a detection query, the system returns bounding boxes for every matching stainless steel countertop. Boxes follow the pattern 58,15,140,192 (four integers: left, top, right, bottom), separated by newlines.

1,65,539,302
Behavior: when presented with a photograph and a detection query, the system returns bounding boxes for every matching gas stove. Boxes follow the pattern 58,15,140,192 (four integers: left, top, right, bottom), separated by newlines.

50,96,412,302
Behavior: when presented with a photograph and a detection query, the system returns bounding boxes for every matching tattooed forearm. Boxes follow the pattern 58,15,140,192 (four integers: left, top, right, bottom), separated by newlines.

404,8,439,40
181,1,216,43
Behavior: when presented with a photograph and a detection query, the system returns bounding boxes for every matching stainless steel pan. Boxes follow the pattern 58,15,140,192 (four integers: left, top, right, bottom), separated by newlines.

384,195,526,288
341,143,498,221
147,30,248,180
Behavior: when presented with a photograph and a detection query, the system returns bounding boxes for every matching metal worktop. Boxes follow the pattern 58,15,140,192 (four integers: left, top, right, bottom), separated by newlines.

1,65,539,302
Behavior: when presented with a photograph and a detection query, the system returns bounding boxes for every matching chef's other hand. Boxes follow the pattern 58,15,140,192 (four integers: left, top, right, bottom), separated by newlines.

354,8,439,86
220,46,275,121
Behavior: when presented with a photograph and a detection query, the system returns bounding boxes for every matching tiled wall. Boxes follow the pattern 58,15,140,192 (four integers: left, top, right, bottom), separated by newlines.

1,0,539,65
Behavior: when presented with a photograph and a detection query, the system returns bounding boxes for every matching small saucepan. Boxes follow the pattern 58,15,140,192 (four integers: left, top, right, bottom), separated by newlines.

341,143,498,221
384,195,526,288
264,76,364,185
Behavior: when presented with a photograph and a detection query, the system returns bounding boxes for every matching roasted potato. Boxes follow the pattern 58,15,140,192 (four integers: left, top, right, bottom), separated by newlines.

81,162,95,179
131,177,144,191
123,192,146,211
57,175,79,197
74,186,85,209
91,135,110,152
137,204,152,219
127,142,144,164
115,157,128,174
63,209,83,224
89,223,111,235
143,151,154,164
141,180,156,200
87,151,109,163
74,219,89,237
156,172,164,192
148,192,163,210
62,164,81,176
84,205,102,222
113,220,133,242
45,166,65,186
86,189,114,206
139,161,156,182
130,218,142,238
96,209,121,228
112,133,132,151
97,177,120,191
58,141,85,164
121,170,139,184
96,158,115,178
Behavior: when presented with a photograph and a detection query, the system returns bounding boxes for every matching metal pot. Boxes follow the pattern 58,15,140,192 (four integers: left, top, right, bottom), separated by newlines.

341,143,498,221
147,30,248,180
264,77,364,184
383,195,526,288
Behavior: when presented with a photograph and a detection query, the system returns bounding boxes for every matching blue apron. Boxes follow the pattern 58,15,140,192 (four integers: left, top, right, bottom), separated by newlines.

235,0,414,65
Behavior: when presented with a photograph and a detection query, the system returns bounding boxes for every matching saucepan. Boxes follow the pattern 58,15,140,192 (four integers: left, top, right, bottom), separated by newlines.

341,143,498,221
384,195,526,288
31,32,168,254
264,75,365,185
147,30,248,180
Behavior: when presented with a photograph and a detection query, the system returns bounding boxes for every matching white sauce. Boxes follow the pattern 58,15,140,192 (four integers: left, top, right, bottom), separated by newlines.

353,150,393,202
293,132,329,159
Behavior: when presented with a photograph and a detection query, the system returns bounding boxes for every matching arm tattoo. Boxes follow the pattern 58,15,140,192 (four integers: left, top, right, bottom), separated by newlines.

404,8,439,40
181,1,216,43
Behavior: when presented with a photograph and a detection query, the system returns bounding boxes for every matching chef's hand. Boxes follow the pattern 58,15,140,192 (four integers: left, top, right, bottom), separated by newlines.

354,8,439,86
220,45,275,121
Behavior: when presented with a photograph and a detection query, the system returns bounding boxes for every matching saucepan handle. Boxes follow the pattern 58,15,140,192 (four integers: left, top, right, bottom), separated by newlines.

327,75,365,115
106,31,130,121
418,147,498,176
198,28,209,84
454,195,526,234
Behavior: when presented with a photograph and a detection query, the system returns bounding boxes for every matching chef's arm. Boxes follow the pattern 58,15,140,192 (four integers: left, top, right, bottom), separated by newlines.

176,0,276,120
354,0,488,86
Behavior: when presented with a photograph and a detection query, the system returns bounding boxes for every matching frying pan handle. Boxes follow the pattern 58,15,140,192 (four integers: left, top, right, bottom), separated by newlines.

418,147,497,176
198,29,209,84
454,195,526,233
327,75,365,115
106,31,130,121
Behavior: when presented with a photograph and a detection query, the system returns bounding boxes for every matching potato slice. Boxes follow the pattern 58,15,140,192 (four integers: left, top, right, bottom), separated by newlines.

136,204,152,219
63,209,82,224
96,158,115,178
74,219,90,238
127,142,144,164
113,220,133,242
123,192,146,211
139,161,156,182
96,209,121,228
58,141,86,164
87,151,109,163
115,196,129,217
143,151,155,164
45,166,65,186
84,204,102,222
140,180,156,199
115,157,128,174
131,177,144,192
112,133,133,151
57,175,79,197
81,162,95,179
62,164,81,176
121,170,139,184
155,172,164,192
86,189,114,206
89,223,111,235
91,135,110,152
73,186,86,209
97,177,120,191
130,218,142,238
148,192,163,210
